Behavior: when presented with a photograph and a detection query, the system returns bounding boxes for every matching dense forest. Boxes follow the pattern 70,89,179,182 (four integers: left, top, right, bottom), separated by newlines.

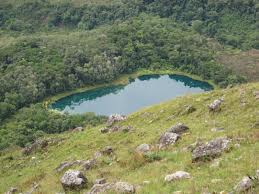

0,0,258,149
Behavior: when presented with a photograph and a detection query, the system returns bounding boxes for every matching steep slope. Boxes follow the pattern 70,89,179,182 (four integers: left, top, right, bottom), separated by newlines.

1,83,258,193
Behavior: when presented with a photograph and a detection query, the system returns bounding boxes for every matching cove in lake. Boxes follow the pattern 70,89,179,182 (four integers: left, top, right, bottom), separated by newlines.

51,74,213,115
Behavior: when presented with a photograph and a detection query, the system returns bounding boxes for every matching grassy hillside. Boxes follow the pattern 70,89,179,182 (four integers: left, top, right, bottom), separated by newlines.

1,82,258,193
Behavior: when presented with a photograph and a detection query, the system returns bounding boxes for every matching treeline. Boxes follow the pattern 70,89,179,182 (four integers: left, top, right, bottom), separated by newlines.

0,16,246,123
0,0,258,49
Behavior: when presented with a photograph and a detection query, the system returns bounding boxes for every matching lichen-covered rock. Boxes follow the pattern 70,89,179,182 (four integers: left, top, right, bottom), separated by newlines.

192,137,230,162
60,170,87,190
254,91,259,100
136,144,150,153
114,182,135,193
167,123,189,134
234,176,253,192
158,132,180,149
82,159,96,170
208,98,224,112
107,114,127,126
165,171,191,182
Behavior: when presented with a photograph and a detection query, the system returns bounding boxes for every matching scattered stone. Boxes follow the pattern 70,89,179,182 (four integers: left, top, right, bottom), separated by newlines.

24,182,39,194
60,170,87,190
82,159,96,170
136,144,150,153
158,132,180,149
234,143,241,148
234,176,253,192
165,171,191,182
86,182,135,194
93,151,102,159
211,179,222,183
107,114,127,126
55,160,81,172
86,183,114,194
254,91,259,100
208,98,224,112
5,187,17,194
181,105,196,115
70,127,84,132
210,159,221,168
167,123,189,135
114,182,135,193
142,180,150,185
22,139,48,155
101,146,113,155
95,178,106,185
100,127,109,134
211,127,225,132
256,169,259,178
192,137,230,162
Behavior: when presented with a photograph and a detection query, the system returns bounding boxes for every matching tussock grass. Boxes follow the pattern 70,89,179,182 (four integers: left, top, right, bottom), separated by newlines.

0,83,258,193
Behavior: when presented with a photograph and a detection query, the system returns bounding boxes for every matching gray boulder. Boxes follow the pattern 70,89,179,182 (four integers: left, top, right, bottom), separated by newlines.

254,91,259,100
70,127,84,132
234,176,253,192
60,170,87,190
158,132,180,149
208,98,224,112
167,123,189,135
22,139,48,155
114,182,135,193
165,171,191,182
192,137,230,162
136,144,150,153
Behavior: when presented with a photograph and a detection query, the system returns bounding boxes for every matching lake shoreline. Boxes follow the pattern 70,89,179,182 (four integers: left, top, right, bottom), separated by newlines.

47,69,215,115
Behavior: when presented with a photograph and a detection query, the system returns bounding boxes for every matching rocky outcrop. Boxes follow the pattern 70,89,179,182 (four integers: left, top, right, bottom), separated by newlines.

192,137,230,162
136,144,150,153
167,123,189,135
22,139,49,155
158,132,180,149
60,170,87,190
165,171,191,182
107,114,127,126
234,176,253,192
208,98,224,112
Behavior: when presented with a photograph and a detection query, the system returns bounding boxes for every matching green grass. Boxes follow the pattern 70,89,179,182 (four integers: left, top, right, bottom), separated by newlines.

0,82,258,193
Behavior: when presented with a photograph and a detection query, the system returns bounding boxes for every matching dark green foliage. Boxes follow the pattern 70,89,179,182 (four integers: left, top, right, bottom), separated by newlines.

0,104,107,149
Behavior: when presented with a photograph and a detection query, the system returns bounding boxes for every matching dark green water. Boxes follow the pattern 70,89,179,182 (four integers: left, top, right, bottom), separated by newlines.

51,74,213,115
